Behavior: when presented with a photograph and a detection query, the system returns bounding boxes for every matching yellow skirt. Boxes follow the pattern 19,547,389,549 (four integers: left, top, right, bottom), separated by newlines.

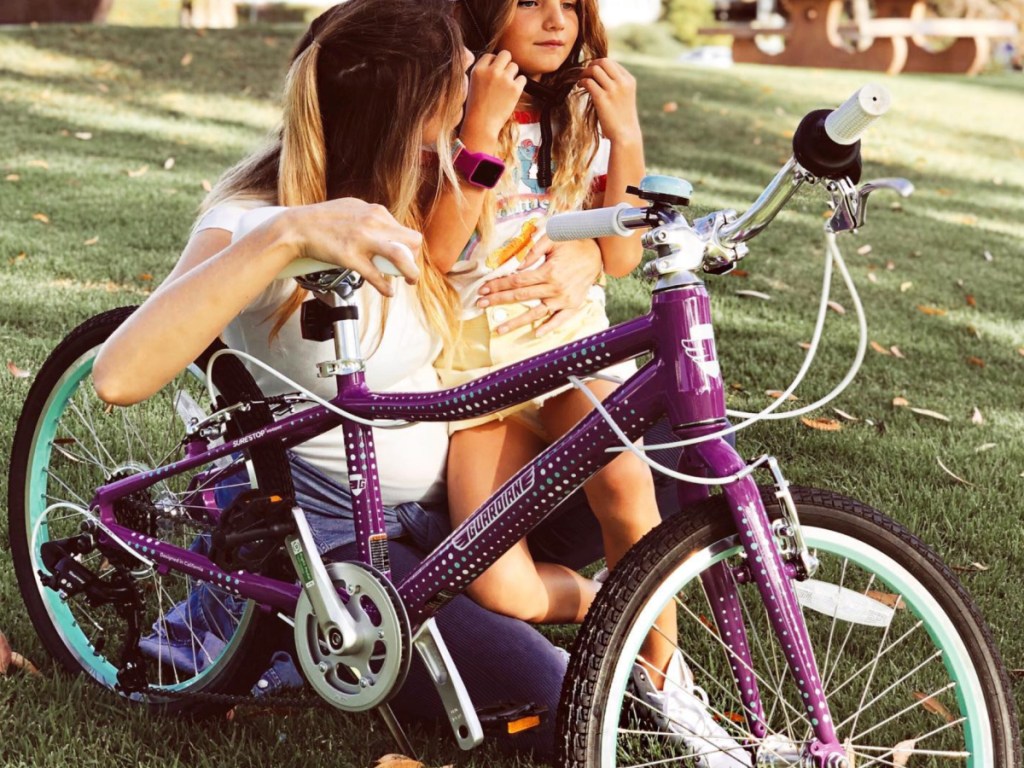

436,300,637,436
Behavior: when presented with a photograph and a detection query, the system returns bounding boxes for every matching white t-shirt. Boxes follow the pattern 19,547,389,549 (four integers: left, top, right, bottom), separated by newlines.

195,202,448,506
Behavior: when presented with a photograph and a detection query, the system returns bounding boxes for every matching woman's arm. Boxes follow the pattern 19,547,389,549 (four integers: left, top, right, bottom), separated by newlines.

422,51,525,274
580,59,646,279
93,199,421,406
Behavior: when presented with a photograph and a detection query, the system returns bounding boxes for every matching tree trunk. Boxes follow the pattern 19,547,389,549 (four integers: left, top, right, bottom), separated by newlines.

181,0,238,28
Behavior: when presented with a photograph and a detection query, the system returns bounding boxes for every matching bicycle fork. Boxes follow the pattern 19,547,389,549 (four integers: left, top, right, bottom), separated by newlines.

687,440,847,768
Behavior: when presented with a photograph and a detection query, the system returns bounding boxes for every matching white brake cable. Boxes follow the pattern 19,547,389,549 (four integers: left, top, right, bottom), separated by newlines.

606,231,866,456
727,232,867,420
205,348,414,430
568,373,771,485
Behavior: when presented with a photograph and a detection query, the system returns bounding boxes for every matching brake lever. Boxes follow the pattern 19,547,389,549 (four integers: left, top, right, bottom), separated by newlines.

826,177,914,234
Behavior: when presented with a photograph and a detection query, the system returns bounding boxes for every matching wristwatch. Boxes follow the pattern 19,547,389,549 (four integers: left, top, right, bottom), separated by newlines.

452,139,505,189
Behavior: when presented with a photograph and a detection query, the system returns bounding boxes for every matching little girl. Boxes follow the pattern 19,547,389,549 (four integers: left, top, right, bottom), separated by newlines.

425,2,751,765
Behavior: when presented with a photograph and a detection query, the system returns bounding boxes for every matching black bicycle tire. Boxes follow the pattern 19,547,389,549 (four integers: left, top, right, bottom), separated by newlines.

8,306,294,716
556,485,1021,767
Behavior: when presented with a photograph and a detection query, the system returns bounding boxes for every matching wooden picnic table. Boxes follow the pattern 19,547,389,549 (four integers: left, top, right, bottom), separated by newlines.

700,0,1019,75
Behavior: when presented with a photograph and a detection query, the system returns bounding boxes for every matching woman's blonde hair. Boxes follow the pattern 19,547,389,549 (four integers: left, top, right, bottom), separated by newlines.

456,0,609,236
201,0,464,347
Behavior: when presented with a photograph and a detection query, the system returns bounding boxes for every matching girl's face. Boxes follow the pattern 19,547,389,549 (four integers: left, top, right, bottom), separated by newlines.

423,46,476,144
496,0,579,80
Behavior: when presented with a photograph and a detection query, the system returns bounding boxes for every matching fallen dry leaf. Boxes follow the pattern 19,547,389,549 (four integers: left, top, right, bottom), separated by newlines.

917,305,947,316
827,300,846,315
867,272,878,283
1019,347,1024,357
32,212,50,224
952,561,991,573
6,173,19,182
885,260,896,271
201,179,212,192
910,407,950,422
163,157,175,170
374,756,451,768
975,442,996,453
971,407,984,425
983,250,994,262
965,294,976,307
137,273,153,282
7,361,31,378
869,340,891,356
730,268,749,278
966,356,985,368
856,244,873,255
74,131,92,141
27,159,49,169
892,396,910,407
899,281,913,293
801,417,842,432
893,738,916,767
0,631,40,675
729,382,744,391
9,252,27,265
890,200,903,211
766,390,798,401
913,691,956,722
734,290,771,301
936,457,972,486
890,345,905,358
797,341,812,350
181,52,194,67
127,165,149,178
662,101,678,113
84,236,99,246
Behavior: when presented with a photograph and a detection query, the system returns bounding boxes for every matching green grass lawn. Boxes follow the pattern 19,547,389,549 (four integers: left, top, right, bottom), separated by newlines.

1,23,1022,768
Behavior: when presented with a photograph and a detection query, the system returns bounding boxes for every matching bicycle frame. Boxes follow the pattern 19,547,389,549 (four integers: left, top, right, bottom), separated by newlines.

89,263,847,762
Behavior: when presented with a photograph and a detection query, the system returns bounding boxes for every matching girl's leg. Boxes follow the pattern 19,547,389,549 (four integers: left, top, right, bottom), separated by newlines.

540,381,675,685
448,419,596,624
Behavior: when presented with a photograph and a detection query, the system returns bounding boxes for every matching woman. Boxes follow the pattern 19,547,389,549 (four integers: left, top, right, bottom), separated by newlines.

93,0,638,757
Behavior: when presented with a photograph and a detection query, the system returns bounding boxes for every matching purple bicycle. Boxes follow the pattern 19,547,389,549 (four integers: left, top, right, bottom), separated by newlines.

9,86,1019,767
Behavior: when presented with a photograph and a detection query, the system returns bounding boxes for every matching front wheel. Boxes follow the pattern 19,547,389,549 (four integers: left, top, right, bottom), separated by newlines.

558,486,1020,768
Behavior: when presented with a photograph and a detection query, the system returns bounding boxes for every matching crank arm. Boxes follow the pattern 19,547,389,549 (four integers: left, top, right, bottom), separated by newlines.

286,507,361,654
413,617,483,750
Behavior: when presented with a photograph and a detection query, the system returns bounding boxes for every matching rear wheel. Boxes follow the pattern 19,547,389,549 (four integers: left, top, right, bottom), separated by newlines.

558,486,1020,767
8,307,294,713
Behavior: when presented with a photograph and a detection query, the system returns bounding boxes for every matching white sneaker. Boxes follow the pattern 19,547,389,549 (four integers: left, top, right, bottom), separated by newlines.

633,652,752,767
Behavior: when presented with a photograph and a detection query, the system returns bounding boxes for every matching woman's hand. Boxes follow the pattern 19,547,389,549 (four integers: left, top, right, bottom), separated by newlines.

579,59,641,146
461,51,527,142
477,236,602,337
282,199,421,295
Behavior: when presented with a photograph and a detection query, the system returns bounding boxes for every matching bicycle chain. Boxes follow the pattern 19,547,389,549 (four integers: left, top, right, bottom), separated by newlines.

143,684,329,710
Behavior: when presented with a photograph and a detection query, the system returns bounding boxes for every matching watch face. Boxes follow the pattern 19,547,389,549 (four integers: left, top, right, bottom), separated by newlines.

470,159,504,189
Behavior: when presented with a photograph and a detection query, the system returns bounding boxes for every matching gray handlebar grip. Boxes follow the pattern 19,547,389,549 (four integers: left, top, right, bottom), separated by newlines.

824,84,892,146
547,203,633,241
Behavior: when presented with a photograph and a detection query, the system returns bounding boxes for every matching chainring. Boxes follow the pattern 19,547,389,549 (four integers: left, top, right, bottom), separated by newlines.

293,561,411,712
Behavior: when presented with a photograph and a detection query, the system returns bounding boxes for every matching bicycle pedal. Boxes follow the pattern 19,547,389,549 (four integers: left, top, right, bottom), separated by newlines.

476,701,547,736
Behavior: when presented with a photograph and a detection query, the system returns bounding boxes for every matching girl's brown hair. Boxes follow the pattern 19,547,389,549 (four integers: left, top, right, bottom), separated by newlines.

457,0,608,218
202,0,464,347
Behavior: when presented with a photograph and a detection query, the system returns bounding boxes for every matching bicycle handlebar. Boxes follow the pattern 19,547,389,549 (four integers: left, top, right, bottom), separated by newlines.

824,84,891,146
548,84,893,255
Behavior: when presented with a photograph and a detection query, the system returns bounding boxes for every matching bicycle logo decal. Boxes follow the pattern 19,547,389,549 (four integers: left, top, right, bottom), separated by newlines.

453,466,536,551
681,323,721,379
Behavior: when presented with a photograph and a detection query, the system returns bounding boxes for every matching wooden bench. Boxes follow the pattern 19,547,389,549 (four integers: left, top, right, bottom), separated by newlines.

700,0,1019,75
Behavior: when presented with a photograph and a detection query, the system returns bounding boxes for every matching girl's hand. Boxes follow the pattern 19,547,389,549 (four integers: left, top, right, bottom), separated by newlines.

579,59,642,146
283,199,422,296
461,50,527,142
477,236,602,336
